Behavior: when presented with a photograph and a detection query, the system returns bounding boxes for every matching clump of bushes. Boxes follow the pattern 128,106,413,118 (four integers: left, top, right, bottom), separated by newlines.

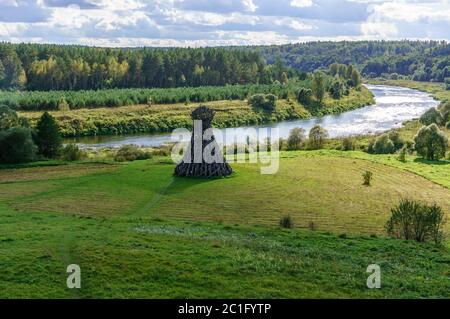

286,127,306,150
279,215,294,229
114,145,152,162
385,199,446,244
341,137,356,151
368,131,405,154
249,94,277,112
419,107,444,126
60,144,86,161
362,170,373,186
414,124,448,160
0,127,36,164
308,125,328,149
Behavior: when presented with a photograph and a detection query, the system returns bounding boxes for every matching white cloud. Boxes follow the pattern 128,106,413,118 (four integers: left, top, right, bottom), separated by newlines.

290,0,314,7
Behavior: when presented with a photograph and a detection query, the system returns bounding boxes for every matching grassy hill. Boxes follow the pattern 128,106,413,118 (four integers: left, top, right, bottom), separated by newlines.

1,151,449,298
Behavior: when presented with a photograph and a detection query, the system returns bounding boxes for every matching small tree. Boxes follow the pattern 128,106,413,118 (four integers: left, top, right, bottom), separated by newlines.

372,133,395,154
35,111,62,158
57,98,70,112
342,137,356,151
280,72,289,85
312,71,325,104
351,69,361,88
287,128,306,150
362,170,373,186
414,124,448,160
419,108,444,126
308,125,328,149
297,87,312,105
398,145,407,162
0,127,36,164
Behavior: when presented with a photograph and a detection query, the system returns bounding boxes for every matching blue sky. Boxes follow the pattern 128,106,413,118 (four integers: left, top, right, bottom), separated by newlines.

0,0,449,47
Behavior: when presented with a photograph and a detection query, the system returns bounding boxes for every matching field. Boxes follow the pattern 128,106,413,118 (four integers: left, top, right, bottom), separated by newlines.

1,151,449,298
19,87,374,137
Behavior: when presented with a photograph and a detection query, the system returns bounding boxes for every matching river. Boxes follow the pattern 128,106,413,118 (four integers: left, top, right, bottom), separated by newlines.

67,84,439,149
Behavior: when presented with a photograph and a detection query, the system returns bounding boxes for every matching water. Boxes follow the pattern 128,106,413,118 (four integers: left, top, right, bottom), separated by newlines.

68,85,439,149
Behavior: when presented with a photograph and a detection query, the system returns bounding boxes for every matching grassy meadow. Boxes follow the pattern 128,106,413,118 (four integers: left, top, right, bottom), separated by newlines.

1,151,449,298
19,87,374,137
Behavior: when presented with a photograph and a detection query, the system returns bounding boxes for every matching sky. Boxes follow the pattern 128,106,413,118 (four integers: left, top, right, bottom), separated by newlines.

0,0,449,47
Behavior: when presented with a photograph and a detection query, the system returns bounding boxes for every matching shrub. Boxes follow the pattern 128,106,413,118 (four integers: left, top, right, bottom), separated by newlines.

342,137,356,151
60,144,86,161
385,199,446,244
279,215,294,229
0,105,20,130
0,127,36,164
114,145,152,162
447,121,450,129
35,111,62,158
371,133,395,154
249,94,277,112
287,127,306,151
388,131,405,150
308,124,328,149
414,124,448,160
362,170,373,186
297,87,312,104
329,79,346,99
398,145,407,162
438,102,450,123
419,108,444,126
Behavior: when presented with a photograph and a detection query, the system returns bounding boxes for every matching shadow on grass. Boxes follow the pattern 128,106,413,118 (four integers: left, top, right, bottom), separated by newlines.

413,158,450,166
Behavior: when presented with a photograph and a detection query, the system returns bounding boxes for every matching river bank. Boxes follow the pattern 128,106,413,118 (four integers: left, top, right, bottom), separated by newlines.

19,87,374,138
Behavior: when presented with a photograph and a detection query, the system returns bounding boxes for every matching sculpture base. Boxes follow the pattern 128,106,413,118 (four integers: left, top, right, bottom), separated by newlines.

174,162,233,178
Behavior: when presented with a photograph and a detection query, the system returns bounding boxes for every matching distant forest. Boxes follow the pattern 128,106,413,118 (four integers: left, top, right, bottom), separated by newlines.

256,40,450,82
0,44,287,91
0,41,449,92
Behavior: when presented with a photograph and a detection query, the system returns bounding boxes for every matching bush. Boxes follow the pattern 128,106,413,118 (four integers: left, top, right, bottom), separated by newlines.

414,124,448,160
329,79,346,99
342,137,356,151
362,170,373,186
0,127,36,164
297,87,312,104
249,94,277,112
398,146,407,162
308,124,328,149
60,144,86,161
385,199,446,244
0,105,20,130
114,145,152,162
370,133,395,154
419,108,444,126
279,215,294,229
287,127,306,151
439,102,450,123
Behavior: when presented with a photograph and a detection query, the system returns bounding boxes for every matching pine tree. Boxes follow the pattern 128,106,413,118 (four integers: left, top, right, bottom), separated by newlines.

35,111,62,158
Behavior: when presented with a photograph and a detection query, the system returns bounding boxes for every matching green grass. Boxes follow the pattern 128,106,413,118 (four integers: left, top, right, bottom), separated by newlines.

19,87,374,137
0,152,449,298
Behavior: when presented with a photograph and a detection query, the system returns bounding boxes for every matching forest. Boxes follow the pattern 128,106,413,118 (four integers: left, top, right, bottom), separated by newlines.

255,40,450,82
0,43,285,91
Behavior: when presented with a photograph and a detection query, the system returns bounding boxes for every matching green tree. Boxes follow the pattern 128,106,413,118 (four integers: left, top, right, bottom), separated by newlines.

0,105,20,130
287,128,305,150
0,127,36,164
414,124,448,160
35,111,62,158
351,69,361,88
312,71,325,104
420,107,444,126
308,124,328,149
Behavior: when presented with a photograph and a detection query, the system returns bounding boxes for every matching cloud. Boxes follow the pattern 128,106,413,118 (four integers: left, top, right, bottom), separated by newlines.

0,0,447,47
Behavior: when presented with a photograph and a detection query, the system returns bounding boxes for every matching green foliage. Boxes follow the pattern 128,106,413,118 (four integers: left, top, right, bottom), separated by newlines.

438,102,450,123
279,215,294,229
60,144,86,161
414,124,448,160
0,127,36,164
369,133,396,154
0,105,20,130
114,145,152,162
419,107,444,126
312,71,326,104
385,199,446,244
329,78,346,99
308,124,328,149
362,170,373,186
287,128,306,151
35,111,62,158
398,146,407,162
341,137,356,151
249,93,277,112
296,87,312,104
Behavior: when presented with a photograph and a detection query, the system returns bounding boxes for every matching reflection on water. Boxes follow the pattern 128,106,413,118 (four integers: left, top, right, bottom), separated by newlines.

68,84,439,149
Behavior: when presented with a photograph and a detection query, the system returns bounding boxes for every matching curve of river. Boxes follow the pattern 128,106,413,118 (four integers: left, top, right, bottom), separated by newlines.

69,84,439,149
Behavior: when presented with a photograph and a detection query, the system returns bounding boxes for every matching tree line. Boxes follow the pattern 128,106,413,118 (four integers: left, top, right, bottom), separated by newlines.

255,40,450,83
0,43,275,91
